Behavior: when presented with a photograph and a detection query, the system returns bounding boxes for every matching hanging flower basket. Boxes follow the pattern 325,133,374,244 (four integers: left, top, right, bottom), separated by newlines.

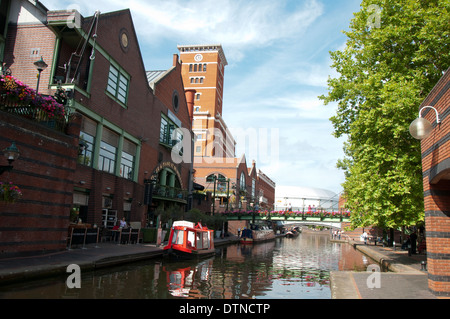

0,182,23,203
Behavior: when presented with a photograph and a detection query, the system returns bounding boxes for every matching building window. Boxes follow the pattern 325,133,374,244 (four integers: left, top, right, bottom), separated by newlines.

107,65,129,105
99,128,119,174
240,172,246,192
189,64,207,73
196,146,202,153
160,116,171,145
160,115,182,148
195,93,201,100
78,117,97,167
172,91,179,112
252,178,256,198
121,139,136,180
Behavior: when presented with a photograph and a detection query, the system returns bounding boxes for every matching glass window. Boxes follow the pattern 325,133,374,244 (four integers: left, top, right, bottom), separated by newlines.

196,232,203,249
120,151,134,179
99,128,118,174
240,172,246,191
160,115,182,148
107,65,129,105
121,139,136,180
78,117,97,167
99,141,117,174
160,117,169,144
79,132,95,166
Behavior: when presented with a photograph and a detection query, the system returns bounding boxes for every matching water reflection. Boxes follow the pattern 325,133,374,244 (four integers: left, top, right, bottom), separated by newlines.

0,232,371,299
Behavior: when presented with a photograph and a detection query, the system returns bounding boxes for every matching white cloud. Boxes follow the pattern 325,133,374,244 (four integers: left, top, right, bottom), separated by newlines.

44,0,324,62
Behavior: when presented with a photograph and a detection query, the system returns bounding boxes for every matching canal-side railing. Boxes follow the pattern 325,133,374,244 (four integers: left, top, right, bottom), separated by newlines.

220,211,351,222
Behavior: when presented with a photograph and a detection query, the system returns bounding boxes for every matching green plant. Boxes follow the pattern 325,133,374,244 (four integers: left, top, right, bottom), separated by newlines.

0,182,22,203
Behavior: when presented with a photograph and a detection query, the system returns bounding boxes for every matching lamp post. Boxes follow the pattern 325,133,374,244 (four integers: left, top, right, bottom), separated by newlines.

34,56,48,94
0,142,20,175
409,106,441,140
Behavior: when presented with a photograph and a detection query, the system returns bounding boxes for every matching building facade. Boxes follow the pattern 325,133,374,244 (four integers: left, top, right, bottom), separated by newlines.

0,2,194,255
419,67,450,297
177,44,275,214
178,44,235,159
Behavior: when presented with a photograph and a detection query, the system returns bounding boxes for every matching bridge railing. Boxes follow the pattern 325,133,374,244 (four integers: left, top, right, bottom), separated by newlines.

220,210,351,222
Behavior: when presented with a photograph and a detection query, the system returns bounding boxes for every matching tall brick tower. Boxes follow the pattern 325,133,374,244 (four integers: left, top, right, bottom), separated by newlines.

178,44,235,159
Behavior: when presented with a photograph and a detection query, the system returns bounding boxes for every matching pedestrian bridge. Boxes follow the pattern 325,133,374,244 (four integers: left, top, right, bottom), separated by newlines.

222,211,350,229
283,221,344,229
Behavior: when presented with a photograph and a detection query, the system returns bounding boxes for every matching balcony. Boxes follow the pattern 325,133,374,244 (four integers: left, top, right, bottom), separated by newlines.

152,184,188,204
0,75,69,132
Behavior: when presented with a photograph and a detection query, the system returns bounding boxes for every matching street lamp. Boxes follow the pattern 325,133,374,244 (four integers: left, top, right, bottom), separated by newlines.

0,142,20,175
34,56,48,94
409,106,441,140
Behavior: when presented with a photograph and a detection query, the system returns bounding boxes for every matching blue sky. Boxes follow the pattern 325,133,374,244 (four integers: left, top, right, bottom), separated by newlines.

42,0,363,195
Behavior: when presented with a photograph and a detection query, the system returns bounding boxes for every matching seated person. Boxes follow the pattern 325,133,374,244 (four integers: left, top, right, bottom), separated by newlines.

111,222,120,242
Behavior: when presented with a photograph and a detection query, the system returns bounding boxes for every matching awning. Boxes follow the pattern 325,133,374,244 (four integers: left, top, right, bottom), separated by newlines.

193,183,205,191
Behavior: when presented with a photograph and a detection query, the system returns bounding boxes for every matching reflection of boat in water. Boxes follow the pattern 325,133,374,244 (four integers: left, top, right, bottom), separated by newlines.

286,227,301,238
164,258,214,298
164,221,215,259
240,223,275,244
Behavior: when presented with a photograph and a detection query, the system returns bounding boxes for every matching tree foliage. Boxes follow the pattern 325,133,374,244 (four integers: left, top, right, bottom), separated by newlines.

319,0,450,229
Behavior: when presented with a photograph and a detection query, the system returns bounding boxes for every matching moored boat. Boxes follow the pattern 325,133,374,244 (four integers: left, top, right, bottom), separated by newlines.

164,221,215,259
286,227,301,238
240,224,275,244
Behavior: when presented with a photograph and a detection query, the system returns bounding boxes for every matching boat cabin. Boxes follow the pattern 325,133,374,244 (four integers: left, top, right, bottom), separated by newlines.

164,221,215,257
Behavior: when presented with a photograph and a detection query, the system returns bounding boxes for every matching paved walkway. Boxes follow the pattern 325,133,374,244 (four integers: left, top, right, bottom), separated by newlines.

331,242,438,299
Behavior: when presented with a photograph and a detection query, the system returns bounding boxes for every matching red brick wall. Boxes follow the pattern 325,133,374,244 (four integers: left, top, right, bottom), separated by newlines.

420,68,450,297
0,111,80,256
4,23,56,96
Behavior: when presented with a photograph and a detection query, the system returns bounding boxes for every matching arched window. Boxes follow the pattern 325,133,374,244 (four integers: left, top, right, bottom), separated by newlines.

240,172,246,192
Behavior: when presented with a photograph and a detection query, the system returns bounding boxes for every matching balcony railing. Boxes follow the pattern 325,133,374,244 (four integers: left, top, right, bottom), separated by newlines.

152,184,188,203
0,75,69,132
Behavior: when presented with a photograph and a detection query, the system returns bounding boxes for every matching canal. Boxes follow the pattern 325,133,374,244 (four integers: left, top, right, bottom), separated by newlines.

0,231,372,299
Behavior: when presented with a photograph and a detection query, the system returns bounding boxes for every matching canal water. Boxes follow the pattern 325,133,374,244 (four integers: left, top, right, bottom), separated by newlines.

0,231,372,299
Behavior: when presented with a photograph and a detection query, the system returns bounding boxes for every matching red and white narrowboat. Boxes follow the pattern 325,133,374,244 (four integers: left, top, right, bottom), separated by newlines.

164,221,215,259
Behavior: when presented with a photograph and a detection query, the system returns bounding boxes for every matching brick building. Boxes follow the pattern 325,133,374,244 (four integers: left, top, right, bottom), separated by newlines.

177,44,276,214
0,1,194,255
417,67,450,297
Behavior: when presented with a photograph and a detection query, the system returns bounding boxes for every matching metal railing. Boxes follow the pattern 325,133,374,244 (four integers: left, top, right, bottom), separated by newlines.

0,95,68,132
152,184,188,203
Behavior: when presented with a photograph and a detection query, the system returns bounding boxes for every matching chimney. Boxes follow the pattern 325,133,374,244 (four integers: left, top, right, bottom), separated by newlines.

173,54,179,67
185,89,196,125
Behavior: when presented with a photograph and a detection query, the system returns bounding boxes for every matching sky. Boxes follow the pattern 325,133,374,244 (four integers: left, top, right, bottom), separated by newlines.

42,0,363,195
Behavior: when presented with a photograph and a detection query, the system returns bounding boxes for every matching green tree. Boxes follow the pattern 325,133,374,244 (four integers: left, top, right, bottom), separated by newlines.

320,0,450,229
